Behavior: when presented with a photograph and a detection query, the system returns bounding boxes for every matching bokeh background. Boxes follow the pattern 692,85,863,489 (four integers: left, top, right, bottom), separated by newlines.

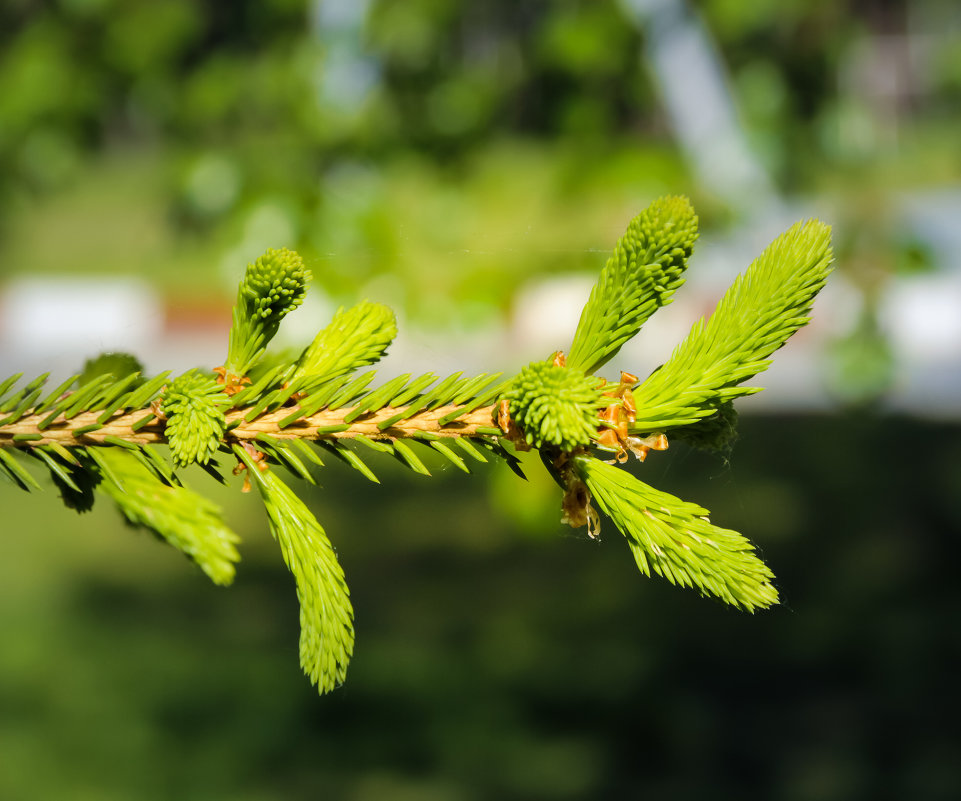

1,1,960,799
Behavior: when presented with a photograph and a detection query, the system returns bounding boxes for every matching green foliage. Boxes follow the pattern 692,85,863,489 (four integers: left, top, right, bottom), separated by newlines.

575,456,777,611
290,301,397,384
46,449,99,513
95,448,240,587
567,195,697,375
631,219,834,431
668,400,739,454
504,361,607,450
160,371,231,467
0,196,833,695
235,445,354,694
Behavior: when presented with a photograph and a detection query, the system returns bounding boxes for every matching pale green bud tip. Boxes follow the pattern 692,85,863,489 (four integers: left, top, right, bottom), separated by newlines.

624,195,698,267
505,362,607,451
241,247,311,321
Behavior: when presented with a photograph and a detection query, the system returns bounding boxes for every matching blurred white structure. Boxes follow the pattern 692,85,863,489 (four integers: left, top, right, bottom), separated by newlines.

0,276,234,381
0,277,163,378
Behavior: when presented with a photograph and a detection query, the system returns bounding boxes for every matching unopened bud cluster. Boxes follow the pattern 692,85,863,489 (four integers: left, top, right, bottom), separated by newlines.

505,361,606,451
161,370,231,466
623,195,698,283
241,247,310,322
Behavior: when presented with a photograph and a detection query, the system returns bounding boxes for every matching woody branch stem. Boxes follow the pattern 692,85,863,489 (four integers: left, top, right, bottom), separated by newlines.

0,405,501,449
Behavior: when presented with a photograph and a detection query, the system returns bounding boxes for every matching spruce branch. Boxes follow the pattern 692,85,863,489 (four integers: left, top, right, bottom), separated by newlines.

0,195,833,695
0,402,501,448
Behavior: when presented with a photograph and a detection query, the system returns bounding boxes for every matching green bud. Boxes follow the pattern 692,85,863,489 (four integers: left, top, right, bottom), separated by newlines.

225,247,312,376
620,195,698,289
505,361,607,451
241,247,310,324
161,370,231,466
567,195,698,375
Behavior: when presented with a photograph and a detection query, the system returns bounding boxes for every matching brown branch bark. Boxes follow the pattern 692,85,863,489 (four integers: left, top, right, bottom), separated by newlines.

0,404,501,449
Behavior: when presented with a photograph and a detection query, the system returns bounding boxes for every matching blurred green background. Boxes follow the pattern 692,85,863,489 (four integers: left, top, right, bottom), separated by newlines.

1,1,960,799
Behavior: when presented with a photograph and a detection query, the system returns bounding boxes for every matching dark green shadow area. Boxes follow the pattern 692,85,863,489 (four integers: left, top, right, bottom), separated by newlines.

1,414,959,801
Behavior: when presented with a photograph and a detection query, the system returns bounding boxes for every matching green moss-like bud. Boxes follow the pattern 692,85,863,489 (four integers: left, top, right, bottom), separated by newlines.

505,362,607,451
161,370,231,466
241,247,310,323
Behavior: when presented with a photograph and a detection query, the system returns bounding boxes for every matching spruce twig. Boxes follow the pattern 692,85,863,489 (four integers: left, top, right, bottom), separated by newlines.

0,196,833,695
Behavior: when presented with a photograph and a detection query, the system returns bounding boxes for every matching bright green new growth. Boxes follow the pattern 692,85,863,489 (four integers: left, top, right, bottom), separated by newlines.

566,195,698,375
236,445,354,693
161,371,230,466
504,362,607,450
225,247,310,377
291,301,397,383
576,457,777,611
631,220,833,431
96,448,240,586
0,195,834,696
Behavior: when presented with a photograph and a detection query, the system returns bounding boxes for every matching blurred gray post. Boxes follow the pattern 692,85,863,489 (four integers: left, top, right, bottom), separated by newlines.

310,0,378,112
619,0,779,215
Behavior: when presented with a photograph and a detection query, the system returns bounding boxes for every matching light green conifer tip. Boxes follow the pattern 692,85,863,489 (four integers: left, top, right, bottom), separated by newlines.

97,448,241,586
292,301,397,383
225,247,312,377
242,247,310,322
575,456,778,611
630,218,833,431
567,195,698,375
236,446,354,694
